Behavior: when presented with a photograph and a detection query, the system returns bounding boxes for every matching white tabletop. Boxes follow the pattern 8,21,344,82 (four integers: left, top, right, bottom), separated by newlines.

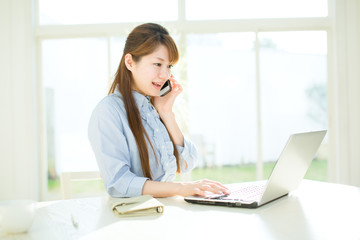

1,180,360,240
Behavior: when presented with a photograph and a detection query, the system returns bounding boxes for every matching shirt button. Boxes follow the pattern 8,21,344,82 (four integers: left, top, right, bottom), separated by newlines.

162,145,165,149
155,129,159,132
147,113,151,116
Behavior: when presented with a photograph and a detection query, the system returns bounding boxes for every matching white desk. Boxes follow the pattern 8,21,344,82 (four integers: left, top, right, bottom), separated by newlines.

1,180,360,240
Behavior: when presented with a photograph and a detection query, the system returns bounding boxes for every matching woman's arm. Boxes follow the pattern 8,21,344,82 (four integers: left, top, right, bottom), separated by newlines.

153,76,185,146
89,97,149,197
159,111,184,146
142,179,231,198
150,77,231,197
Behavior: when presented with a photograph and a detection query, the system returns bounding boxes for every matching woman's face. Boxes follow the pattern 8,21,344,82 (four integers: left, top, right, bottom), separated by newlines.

128,44,173,97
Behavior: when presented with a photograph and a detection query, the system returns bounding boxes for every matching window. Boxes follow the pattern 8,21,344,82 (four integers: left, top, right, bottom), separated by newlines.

183,31,328,183
42,38,108,189
259,31,328,180
186,0,328,20
186,33,257,172
39,0,178,25
37,0,330,199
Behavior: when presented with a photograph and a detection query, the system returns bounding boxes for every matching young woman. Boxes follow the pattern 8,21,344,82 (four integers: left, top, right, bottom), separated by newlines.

88,23,230,198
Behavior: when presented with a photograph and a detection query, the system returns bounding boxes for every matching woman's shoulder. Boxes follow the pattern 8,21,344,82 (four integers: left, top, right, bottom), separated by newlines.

88,93,128,142
92,93,126,117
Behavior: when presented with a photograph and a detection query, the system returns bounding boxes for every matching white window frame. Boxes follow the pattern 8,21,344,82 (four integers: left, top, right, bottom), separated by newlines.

35,0,335,200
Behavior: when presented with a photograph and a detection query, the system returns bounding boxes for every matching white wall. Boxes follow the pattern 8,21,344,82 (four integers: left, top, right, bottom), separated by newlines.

0,0,38,200
330,0,360,186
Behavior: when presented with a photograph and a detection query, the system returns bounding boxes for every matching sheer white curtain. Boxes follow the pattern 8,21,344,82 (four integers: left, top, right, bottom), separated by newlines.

0,0,37,200
330,0,360,186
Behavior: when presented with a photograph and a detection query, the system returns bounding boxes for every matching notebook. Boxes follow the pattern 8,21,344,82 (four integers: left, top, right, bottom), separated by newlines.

184,130,327,208
109,195,164,217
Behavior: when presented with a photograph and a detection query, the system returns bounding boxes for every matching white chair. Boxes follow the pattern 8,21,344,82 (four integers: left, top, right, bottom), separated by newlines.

60,171,105,199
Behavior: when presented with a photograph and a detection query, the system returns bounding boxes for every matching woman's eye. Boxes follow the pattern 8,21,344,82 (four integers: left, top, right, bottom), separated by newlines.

154,63,161,67
168,65,173,69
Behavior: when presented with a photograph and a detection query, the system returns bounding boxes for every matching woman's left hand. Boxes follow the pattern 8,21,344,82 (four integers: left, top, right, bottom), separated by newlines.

152,74,182,117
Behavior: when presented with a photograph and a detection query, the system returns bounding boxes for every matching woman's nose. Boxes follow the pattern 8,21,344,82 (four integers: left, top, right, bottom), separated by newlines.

159,68,171,79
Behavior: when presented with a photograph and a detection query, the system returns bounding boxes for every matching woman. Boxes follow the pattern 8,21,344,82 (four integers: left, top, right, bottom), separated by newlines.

88,23,230,198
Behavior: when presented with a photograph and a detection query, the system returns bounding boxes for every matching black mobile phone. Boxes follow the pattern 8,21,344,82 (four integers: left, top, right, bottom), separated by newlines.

159,79,172,97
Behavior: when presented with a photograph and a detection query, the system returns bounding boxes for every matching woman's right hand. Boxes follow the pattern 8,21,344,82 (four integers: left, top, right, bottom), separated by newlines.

178,179,231,197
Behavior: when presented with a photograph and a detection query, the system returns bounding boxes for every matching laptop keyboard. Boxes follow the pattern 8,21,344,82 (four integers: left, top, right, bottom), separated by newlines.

210,183,266,201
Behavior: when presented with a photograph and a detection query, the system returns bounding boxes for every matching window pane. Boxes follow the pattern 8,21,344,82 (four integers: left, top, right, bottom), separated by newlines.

259,31,328,181
42,38,108,186
39,0,177,25
186,33,258,183
186,0,328,20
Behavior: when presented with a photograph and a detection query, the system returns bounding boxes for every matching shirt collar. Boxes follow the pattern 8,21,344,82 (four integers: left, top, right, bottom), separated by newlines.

114,87,150,110
132,90,150,110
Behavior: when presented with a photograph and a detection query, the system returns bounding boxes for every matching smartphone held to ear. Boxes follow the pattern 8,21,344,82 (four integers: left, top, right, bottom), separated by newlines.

159,80,172,97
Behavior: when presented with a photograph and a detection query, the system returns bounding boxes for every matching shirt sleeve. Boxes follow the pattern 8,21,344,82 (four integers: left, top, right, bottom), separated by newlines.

176,137,199,173
88,98,148,197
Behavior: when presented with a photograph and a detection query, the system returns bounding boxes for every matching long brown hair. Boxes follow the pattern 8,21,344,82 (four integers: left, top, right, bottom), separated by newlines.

109,23,180,180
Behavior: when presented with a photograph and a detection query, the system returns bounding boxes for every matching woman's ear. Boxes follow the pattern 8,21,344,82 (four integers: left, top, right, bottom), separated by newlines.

124,53,134,71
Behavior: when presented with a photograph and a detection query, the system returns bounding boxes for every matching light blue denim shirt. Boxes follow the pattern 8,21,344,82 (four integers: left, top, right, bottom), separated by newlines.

88,88,198,197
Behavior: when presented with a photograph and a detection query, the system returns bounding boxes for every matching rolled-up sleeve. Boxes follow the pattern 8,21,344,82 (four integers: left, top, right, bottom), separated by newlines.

88,99,148,197
176,137,198,173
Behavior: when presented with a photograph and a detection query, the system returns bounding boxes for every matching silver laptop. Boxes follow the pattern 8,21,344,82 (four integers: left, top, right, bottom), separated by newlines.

184,130,327,208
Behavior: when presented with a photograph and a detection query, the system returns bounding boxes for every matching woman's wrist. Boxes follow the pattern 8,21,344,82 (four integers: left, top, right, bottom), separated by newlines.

173,182,185,196
174,181,193,197
158,111,175,122
142,180,184,197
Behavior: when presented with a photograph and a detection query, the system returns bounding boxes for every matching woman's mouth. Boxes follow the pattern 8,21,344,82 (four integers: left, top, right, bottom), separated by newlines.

152,82,163,90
